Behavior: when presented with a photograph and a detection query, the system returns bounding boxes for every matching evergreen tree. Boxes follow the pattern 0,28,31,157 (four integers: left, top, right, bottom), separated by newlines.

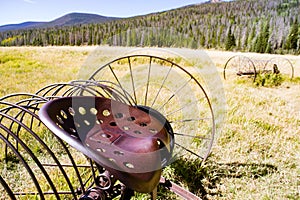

254,20,270,53
225,26,235,50
286,18,299,50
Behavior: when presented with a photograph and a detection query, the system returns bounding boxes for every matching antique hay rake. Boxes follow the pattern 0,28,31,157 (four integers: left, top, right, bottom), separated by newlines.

0,54,215,199
223,55,294,82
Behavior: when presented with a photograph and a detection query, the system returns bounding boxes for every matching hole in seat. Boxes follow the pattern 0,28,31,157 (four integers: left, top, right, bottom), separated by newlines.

115,113,123,118
96,119,103,124
127,116,135,121
84,120,91,126
114,151,124,156
139,122,147,127
70,128,76,133
103,109,110,117
134,130,142,135
124,162,134,169
97,148,106,153
110,122,117,126
101,133,111,138
60,110,68,119
149,128,158,134
68,107,75,116
56,115,64,124
78,107,86,115
90,108,98,115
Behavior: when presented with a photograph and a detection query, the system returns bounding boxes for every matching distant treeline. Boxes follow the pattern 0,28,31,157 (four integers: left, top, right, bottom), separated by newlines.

0,0,299,54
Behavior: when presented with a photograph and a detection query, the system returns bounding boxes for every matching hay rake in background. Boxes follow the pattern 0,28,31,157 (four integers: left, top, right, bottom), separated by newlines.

223,55,294,82
0,55,215,199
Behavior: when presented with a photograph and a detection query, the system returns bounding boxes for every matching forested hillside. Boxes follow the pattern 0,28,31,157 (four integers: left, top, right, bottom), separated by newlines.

0,0,299,54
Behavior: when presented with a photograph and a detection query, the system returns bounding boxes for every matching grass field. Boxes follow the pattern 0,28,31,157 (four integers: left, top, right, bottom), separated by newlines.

0,46,299,200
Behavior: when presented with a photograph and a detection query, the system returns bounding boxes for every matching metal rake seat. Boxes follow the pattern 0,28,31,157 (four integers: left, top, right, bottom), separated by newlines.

39,96,174,193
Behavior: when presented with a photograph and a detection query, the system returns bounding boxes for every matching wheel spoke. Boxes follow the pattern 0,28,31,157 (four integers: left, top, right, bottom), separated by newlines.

165,98,204,117
174,143,204,159
108,64,131,102
144,57,152,106
157,78,192,111
151,64,174,108
169,117,211,123
174,132,211,140
128,57,137,105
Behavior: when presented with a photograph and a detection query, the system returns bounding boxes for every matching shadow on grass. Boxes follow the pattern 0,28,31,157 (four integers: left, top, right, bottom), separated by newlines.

164,157,278,199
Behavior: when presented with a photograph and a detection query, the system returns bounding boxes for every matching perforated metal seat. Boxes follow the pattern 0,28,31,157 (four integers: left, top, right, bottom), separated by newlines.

39,96,174,193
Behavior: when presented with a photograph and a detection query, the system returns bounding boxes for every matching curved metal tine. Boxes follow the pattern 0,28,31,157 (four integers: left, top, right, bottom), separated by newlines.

57,81,106,97
82,80,134,104
68,80,135,105
0,95,48,139
35,83,79,97
87,55,152,105
36,82,90,98
53,133,89,196
94,80,136,105
35,81,108,98
0,102,80,199
59,83,93,97
48,80,113,98
5,97,47,117
87,159,99,189
7,100,46,138
0,93,47,102
0,96,46,156
0,94,47,125
0,121,60,199
83,80,119,97
0,175,17,200
0,125,47,200
35,83,66,97
90,62,137,105
72,81,119,101
64,81,111,97
43,83,79,97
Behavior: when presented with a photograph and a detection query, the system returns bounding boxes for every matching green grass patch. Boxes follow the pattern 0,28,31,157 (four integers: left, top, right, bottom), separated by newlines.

254,73,284,87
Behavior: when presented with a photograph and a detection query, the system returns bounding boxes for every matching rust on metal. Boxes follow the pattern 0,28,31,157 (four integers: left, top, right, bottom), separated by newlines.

40,96,174,193
160,177,202,200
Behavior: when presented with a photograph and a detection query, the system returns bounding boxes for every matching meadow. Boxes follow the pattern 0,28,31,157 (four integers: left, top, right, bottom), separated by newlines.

0,46,299,200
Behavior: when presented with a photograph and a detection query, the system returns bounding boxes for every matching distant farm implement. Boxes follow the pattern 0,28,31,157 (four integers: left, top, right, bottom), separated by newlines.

223,55,294,82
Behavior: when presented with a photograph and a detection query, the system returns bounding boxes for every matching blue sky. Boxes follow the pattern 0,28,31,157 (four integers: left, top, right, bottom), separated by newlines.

0,0,230,26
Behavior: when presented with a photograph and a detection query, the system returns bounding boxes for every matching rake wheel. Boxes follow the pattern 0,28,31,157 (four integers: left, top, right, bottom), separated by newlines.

264,57,294,79
89,54,215,162
223,55,257,82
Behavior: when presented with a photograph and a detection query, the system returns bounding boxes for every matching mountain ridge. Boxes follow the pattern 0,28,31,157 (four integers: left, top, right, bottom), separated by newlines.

0,12,120,32
0,1,224,32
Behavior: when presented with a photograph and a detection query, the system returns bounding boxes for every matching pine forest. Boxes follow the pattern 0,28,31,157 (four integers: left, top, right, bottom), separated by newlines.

0,0,299,54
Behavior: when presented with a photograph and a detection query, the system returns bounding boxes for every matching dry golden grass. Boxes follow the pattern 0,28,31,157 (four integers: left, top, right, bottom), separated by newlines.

0,46,299,200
